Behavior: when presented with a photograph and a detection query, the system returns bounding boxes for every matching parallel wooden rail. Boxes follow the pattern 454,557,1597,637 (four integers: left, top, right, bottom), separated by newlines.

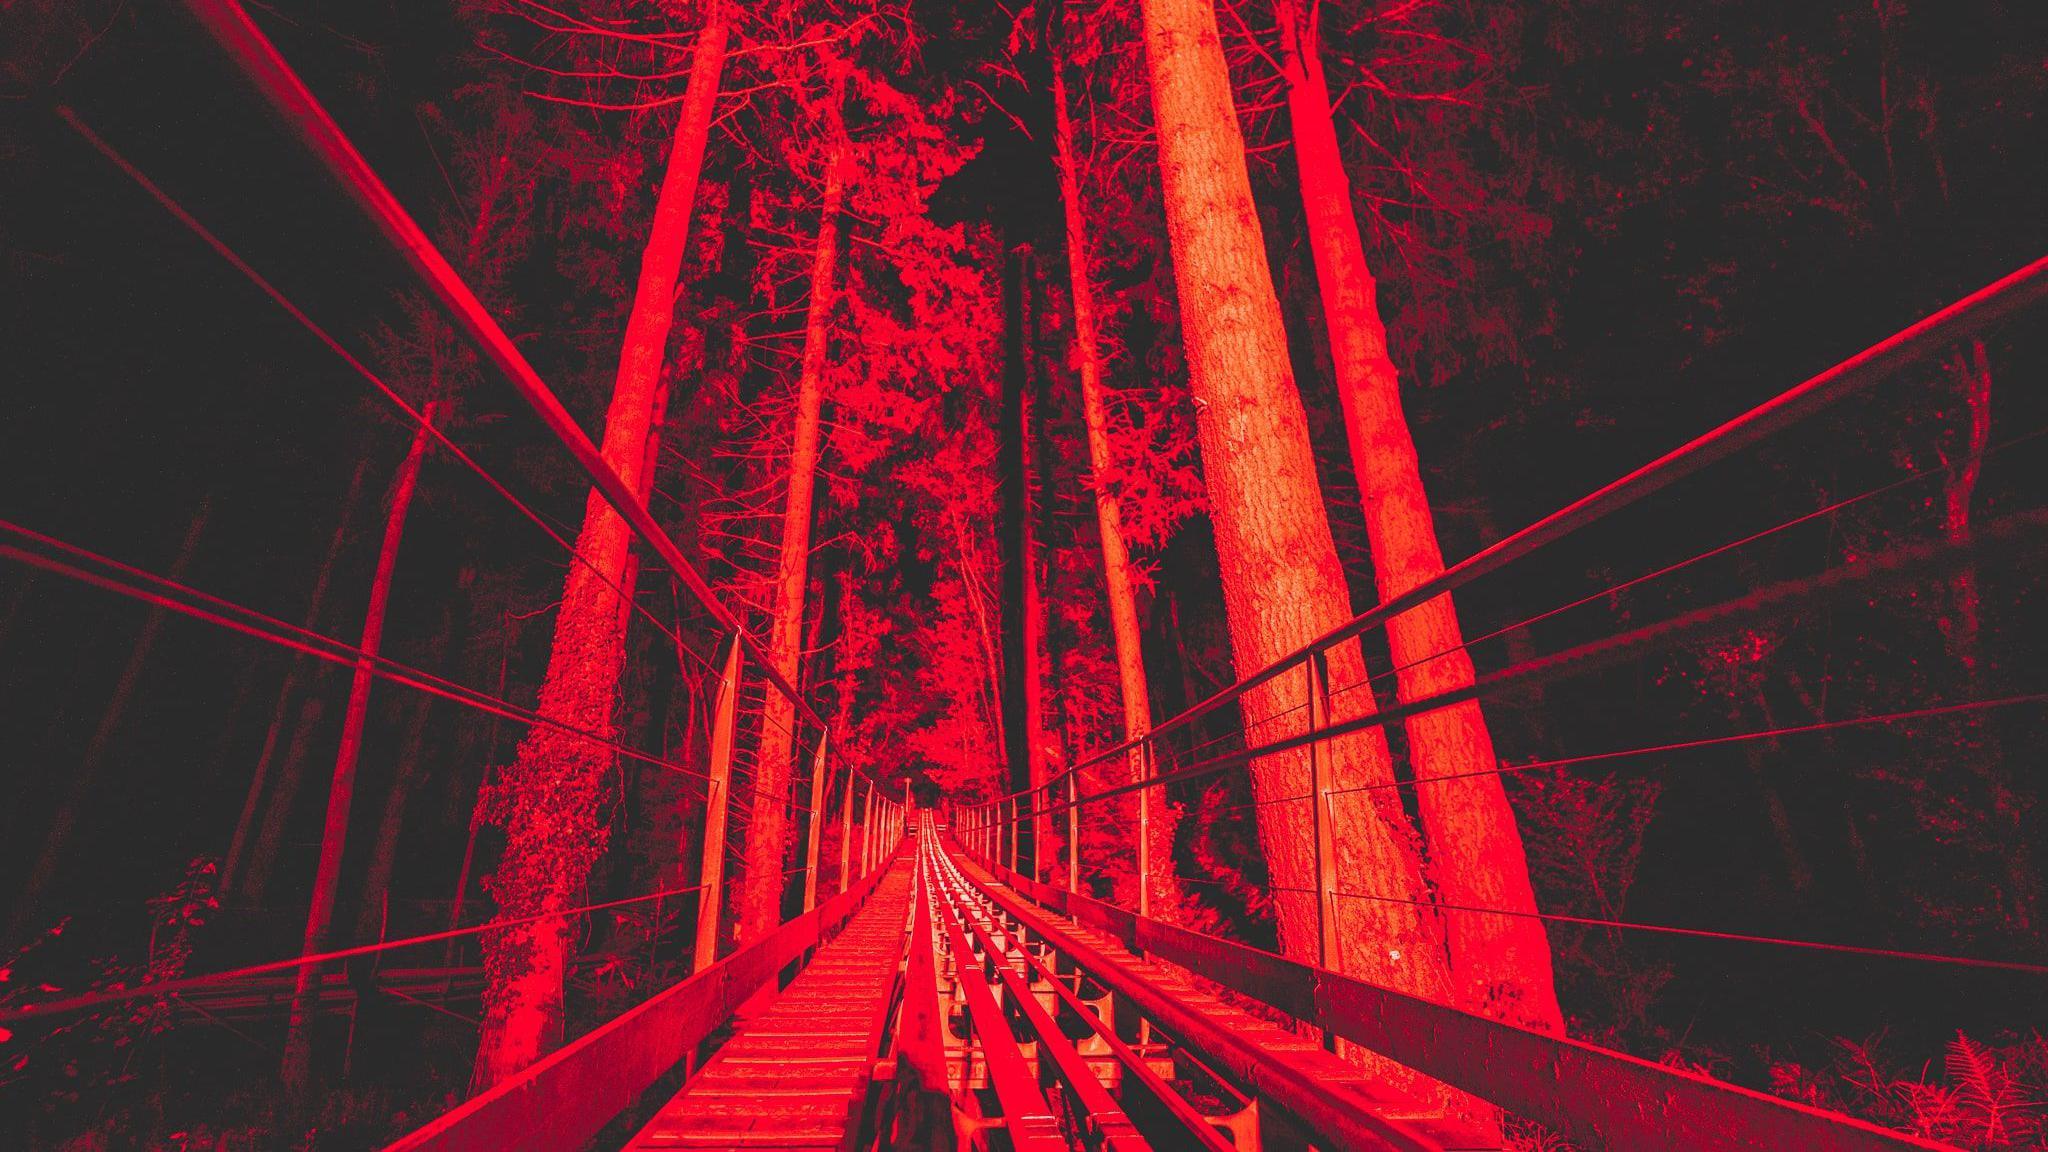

382,850,901,1152
958,842,1958,1152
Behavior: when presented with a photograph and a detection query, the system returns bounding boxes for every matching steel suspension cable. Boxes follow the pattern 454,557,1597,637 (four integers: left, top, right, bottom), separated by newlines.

176,0,826,730
993,510,2048,825
61,101,891,796
0,881,708,1029
1325,421,2048,711
1048,253,2048,788
1024,414,2048,810
1307,888,2048,976
0,521,716,783
55,105,700,673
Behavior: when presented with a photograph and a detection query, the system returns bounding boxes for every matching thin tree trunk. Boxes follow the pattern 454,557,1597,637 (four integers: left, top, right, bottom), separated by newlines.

1136,0,1455,1097
1023,486,1050,880
282,400,438,1103
224,452,373,898
1942,340,1991,665
472,3,727,1088
998,244,1040,874
1277,0,1561,1033
1018,260,1053,880
12,502,209,937
947,507,1007,753
1050,53,1186,916
739,124,847,942
1938,342,2035,932
241,693,328,909
354,679,438,943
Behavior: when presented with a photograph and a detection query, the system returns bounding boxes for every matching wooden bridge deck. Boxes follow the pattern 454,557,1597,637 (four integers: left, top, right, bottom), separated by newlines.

622,857,914,1150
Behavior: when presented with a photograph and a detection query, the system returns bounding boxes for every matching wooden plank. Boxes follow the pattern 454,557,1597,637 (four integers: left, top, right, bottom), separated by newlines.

623,857,915,1152
382,852,901,1152
958,853,1450,1152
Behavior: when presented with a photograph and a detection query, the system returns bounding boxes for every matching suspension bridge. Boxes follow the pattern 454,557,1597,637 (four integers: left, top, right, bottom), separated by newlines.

4,1,2045,1149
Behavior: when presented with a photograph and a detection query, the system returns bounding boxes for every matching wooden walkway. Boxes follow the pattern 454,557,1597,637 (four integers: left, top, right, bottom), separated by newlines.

622,857,914,1150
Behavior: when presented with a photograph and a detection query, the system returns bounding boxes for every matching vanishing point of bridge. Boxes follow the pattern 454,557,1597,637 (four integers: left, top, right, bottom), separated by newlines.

4,2,2042,1149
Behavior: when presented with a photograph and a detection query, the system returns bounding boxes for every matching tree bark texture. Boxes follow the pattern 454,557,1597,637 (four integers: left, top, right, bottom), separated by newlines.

283,401,438,1103
739,128,848,942
1279,0,1562,1032
1136,0,1453,1066
1050,56,1186,916
472,3,728,1088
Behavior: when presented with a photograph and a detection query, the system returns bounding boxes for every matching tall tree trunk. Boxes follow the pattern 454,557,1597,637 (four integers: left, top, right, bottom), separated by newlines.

1023,453,1050,881
282,401,438,1103
353,670,439,943
947,507,1006,753
739,127,847,941
1277,0,1561,1033
1012,252,1053,880
1136,0,1456,1097
1050,53,1185,916
241,693,328,909
472,3,728,1089
224,452,373,898
12,502,210,937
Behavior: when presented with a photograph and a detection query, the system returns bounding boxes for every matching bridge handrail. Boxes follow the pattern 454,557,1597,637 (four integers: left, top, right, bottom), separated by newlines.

1029,253,2048,798
964,848,1957,1152
177,0,826,732
382,853,900,1152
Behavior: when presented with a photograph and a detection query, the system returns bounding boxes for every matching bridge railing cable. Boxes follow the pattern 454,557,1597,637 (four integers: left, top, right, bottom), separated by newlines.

0,0,911,1142
955,255,2048,1148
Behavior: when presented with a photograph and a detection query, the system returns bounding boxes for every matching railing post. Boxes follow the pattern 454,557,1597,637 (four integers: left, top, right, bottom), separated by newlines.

1137,740,1153,919
1032,780,1049,884
838,760,856,895
802,729,829,913
692,635,742,972
1066,773,1079,895
860,780,876,879
1307,649,1340,972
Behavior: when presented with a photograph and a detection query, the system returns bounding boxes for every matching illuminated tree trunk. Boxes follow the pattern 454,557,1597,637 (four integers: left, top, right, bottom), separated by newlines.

739,131,847,941
1000,245,1054,879
999,245,1035,870
947,507,1007,752
1050,59,1183,914
11,503,208,937
223,453,371,899
1278,0,1561,1033
283,401,437,1103
472,3,728,1088
1136,0,1452,1047
1023,431,1050,881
